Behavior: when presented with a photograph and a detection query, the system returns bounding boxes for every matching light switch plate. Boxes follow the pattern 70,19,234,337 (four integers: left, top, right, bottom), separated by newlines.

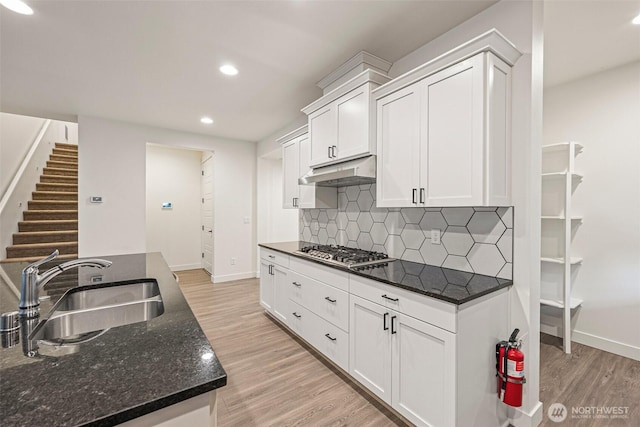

90,196,103,203
431,229,441,244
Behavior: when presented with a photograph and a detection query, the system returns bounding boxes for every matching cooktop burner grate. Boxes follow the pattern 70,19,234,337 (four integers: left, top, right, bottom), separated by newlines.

296,245,393,269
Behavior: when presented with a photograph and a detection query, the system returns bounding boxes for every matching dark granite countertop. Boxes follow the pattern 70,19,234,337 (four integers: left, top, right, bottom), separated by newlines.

259,241,512,305
0,252,226,426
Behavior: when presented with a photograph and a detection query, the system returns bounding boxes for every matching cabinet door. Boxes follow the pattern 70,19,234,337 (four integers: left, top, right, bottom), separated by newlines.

349,295,392,403
282,139,300,209
259,260,274,312
422,55,483,206
309,106,335,167
272,265,289,323
297,135,315,208
376,84,421,207
392,313,456,427
335,85,369,161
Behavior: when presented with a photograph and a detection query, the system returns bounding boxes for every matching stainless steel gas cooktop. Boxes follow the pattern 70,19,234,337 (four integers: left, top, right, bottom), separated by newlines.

296,245,393,270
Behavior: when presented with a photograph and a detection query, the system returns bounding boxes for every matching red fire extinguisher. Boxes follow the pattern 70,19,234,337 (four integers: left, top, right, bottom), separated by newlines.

496,328,526,407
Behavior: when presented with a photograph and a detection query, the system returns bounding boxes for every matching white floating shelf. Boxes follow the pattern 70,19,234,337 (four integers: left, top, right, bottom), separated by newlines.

541,257,583,265
542,142,584,155
541,172,583,181
541,216,583,221
540,298,583,309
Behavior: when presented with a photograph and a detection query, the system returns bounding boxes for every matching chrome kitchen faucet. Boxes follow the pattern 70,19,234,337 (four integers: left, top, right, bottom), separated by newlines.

18,250,112,318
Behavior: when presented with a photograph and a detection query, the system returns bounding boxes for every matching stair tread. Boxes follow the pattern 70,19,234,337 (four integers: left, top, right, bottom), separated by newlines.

14,230,78,236
1,254,78,263
54,143,78,149
8,241,77,248
20,219,78,223
33,191,79,195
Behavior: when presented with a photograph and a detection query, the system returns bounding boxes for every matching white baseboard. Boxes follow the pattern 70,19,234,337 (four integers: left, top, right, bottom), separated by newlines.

541,325,640,361
212,271,256,283
508,401,543,427
170,263,202,272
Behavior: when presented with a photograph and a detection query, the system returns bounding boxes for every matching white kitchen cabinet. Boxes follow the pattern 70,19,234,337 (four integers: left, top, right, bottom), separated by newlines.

374,30,521,207
279,126,336,209
259,259,274,312
259,249,289,314
272,265,289,323
349,295,455,426
303,70,391,168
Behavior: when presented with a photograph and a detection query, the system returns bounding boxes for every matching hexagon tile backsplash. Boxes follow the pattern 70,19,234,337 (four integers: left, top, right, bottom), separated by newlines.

299,184,513,280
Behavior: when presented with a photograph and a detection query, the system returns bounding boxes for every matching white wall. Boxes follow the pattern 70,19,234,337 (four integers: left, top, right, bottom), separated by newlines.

146,144,203,271
543,61,640,360
392,4,543,426
1,113,46,196
78,116,257,283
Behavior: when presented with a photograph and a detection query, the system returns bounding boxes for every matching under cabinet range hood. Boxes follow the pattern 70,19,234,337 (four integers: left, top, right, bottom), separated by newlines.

299,155,376,187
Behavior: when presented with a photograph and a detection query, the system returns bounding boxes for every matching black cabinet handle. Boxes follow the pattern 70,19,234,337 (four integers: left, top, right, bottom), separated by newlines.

268,255,275,259
325,296,336,303
325,333,337,341
382,294,399,302
391,316,397,334
412,188,417,204
332,145,337,158
328,146,332,158
292,312,301,318
420,188,425,204
383,312,389,331
292,281,301,287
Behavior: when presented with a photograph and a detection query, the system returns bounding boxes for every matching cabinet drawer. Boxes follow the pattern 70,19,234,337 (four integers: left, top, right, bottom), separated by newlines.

350,275,457,333
290,257,349,292
287,270,309,307
260,248,289,268
307,311,349,372
308,279,349,332
287,300,307,337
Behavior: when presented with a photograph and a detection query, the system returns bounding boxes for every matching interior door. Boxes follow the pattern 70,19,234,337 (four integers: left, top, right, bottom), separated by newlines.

201,154,214,274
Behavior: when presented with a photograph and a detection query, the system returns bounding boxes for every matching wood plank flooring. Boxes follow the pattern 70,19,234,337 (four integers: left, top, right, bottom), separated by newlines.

176,269,408,427
177,269,640,426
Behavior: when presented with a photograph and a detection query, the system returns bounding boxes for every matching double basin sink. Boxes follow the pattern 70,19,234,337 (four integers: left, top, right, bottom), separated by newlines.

30,279,164,345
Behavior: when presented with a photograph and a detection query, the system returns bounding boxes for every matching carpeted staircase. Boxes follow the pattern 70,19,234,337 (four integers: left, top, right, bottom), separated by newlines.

3,142,78,263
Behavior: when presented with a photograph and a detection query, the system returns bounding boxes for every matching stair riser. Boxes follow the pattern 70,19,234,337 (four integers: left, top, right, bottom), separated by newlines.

13,232,78,244
52,148,77,156
50,155,78,163
46,161,78,170
43,168,77,177
23,211,77,220
19,221,78,232
28,201,77,210
32,192,78,201
40,175,78,184
7,244,78,258
36,183,78,192
54,143,78,151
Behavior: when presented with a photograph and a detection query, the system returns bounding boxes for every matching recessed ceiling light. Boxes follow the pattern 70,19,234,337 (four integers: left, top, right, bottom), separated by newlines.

0,0,33,15
200,117,214,124
219,64,239,76
633,14,640,25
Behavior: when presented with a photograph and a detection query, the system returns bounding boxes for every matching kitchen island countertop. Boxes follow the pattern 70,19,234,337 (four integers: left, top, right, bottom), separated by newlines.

0,252,226,426
260,241,512,305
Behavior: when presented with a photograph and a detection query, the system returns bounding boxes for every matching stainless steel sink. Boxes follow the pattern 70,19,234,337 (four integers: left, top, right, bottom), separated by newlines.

53,280,161,311
29,279,164,345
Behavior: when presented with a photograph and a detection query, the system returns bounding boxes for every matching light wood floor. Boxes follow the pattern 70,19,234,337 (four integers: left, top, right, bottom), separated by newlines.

177,270,640,427
177,269,408,426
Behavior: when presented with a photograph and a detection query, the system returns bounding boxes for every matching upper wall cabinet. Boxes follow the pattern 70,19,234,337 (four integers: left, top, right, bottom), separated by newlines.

302,70,391,168
279,126,337,209
374,30,521,208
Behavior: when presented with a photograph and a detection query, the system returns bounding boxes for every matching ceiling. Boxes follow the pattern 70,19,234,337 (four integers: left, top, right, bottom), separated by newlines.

544,0,640,88
0,0,496,142
2,1,639,143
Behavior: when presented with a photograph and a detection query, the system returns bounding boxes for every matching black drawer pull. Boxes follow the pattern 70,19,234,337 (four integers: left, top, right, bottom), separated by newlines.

325,296,336,303
292,312,301,318
292,282,302,287
382,294,399,302
325,333,337,341
268,255,275,259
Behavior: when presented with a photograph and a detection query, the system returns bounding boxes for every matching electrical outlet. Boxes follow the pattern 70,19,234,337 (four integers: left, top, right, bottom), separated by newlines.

230,258,236,265
431,229,441,244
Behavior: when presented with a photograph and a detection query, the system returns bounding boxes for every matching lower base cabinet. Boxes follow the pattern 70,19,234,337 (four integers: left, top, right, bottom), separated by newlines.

350,295,455,427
